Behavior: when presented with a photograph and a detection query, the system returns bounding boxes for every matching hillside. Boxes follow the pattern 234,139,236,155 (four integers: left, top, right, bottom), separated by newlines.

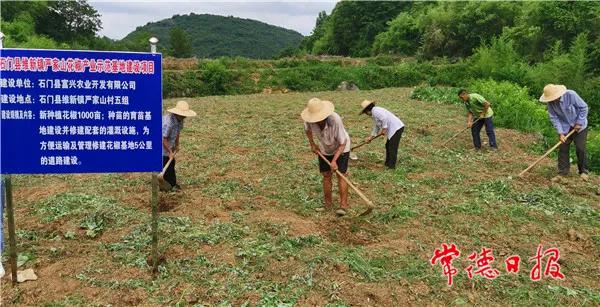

2,88,599,305
121,13,303,59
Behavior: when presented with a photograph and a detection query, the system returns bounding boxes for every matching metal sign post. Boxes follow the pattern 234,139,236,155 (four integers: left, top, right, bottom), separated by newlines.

149,37,160,277
5,176,18,286
0,31,18,286
0,34,164,283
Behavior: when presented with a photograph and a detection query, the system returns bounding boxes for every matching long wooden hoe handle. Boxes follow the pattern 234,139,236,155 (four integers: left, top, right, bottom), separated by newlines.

351,134,382,151
518,129,577,177
159,151,177,178
316,151,374,208
441,118,480,148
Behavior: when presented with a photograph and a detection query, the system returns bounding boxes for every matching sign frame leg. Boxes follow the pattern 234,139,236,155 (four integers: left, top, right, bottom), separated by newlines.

5,175,18,286
151,173,159,277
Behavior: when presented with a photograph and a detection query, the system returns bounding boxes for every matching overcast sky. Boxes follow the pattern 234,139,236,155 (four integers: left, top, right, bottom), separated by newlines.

91,1,338,40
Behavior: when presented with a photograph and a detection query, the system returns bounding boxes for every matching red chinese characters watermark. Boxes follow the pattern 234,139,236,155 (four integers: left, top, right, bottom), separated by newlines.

430,243,461,286
529,244,565,281
431,244,565,286
505,255,521,274
465,247,500,280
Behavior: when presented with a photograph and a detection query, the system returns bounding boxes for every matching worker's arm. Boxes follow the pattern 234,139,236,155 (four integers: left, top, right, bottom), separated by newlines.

369,120,379,139
481,101,491,118
467,112,474,128
174,133,180,152
305,128,319,154
162,137,173,159
330,141,346,171
547,105,568,143
379,128,388,137
571,91,588,131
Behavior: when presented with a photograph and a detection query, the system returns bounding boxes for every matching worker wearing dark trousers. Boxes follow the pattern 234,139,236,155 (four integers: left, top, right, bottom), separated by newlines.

539,84,589,182
360,100,405,169
458,89,498,150
162,100,197,191
385,127,404,169
470,117,497,149
162,156,177,187
558,127,588,177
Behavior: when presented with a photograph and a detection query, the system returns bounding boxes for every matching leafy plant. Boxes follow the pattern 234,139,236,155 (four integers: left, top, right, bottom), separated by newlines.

410,86,459,104
80,212,109,238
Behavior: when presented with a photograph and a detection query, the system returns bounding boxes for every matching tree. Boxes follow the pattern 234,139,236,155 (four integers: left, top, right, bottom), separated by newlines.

35,0,102,44
503,1,600,62
299,11,329,53
309,1,411,56
0,1,47,23
372,12,420,55
170,27,193,58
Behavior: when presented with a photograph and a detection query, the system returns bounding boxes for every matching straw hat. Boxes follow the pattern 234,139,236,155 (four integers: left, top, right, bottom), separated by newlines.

360,100,375,114
539,84,567,103
301,98,334,123
168,100,197,117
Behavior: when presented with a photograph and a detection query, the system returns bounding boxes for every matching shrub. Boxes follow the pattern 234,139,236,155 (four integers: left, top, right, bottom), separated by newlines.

588,129,600,172
410,86,459,104
202,61,236,95
276,68,319,91
163,70,206,98
579,77,600,127
366,55,396,66
355,65,396,89
428,62,473,87
526,34,589,97
470,37,528,85
392,62,427,87
468,79,555,144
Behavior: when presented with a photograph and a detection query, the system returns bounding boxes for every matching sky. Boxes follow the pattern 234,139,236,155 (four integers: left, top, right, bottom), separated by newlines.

91,1,338,40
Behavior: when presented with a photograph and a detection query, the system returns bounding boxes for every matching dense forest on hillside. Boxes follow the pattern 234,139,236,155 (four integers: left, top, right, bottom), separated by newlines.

0,1,303,59
121,14,303,59
302,1,600,63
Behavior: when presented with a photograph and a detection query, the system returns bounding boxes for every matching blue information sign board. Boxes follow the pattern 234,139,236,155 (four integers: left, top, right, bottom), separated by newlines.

0,48,163,174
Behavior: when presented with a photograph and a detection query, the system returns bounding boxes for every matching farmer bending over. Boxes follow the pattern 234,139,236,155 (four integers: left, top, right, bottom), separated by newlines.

539,84,589,182
162,100,197,191
458,89,498,150
302,98,351,216
360,100,405,169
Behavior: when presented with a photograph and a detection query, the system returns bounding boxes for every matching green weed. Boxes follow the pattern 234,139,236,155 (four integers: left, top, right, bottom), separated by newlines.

375,204,418,223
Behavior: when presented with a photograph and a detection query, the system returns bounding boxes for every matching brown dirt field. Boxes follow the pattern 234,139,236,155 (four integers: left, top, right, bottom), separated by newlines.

2,87,599,306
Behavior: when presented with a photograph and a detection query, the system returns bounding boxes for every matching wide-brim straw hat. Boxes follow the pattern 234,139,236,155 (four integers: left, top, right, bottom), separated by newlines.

301,98,334,123
539,84,567,103
168,100,197,117
360,100,375,114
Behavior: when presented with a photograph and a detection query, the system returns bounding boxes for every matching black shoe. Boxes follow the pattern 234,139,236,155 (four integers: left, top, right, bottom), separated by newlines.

173,184,182,191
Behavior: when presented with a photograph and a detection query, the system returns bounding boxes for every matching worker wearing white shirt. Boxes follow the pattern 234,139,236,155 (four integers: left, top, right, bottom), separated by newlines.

360,100,405,169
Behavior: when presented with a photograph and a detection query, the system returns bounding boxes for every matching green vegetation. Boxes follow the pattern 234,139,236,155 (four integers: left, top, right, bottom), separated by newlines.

169,27,193,58
0,0,148,52
302,2,410,57
303,1,600,62
1,2,303,58
297,1,600,135
0,0,101,49
121,13,303,59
